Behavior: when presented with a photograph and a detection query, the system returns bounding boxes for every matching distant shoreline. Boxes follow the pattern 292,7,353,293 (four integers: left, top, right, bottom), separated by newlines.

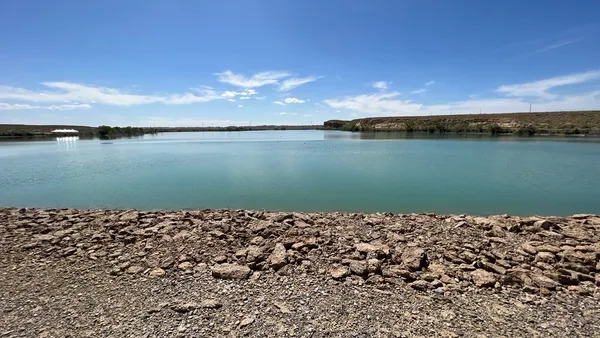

325,110,600,136
0,124,324,140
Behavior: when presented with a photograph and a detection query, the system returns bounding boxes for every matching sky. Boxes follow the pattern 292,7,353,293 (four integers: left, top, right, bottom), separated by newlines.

0,0,599,127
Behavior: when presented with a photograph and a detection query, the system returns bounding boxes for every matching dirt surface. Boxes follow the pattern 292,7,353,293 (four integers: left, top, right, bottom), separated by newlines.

1,207,599,337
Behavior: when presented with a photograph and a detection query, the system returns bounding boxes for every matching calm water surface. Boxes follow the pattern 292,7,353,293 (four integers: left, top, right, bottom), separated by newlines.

1,131,599,216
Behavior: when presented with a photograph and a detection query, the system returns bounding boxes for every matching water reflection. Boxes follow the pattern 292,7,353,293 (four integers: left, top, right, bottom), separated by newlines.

324,130,600,143
56,136,78,149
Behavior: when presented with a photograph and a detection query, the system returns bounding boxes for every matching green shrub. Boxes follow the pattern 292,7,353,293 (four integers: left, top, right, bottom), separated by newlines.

489,124,505,135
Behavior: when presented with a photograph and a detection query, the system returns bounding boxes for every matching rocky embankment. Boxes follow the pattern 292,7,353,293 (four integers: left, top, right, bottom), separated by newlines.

324,111,600,135
1,207,599,337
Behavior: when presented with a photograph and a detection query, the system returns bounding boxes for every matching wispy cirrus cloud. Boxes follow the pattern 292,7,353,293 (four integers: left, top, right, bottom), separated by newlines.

409,80,435,95
273,101,286,106
513,37,583,59
0,102,92,111
220,89,257,98
279,76,320,91
410,88,427,95
496,70,600,98
216,70,291,88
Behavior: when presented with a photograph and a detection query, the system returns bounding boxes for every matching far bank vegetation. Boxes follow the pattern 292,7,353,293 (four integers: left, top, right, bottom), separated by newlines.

324,111,600,136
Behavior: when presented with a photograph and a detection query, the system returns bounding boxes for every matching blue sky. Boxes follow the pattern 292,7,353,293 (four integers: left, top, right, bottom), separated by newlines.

0,0,599,126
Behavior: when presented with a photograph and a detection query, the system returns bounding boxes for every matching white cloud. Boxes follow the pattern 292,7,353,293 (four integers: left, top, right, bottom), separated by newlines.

216,70,290,88
372,81,390,90
324,92,423,114
227,99,236,102
255,96,266,100
324,70,600,116
221,91,238,98
140,117,249,127
0,102,92,111
279,112,298,116
325,76,600,116
303,114,313,117
284,97,305,104
410,88,427,95
496,70,600,99
279,76,320,91
273,101,286,106
238,104,243,108
220,89,257,98
0,82,223,107
425,80,435,86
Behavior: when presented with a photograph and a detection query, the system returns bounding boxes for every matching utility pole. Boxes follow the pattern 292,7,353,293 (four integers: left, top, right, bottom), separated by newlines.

529,103,532,112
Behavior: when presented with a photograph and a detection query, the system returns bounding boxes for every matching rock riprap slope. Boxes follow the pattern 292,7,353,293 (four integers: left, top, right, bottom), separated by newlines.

1,208,599,337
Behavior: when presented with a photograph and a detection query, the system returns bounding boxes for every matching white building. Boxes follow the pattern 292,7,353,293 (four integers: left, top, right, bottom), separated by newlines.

51,129,79,134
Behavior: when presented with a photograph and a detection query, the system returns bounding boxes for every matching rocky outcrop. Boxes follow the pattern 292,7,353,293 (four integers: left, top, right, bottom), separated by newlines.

1,207,599,297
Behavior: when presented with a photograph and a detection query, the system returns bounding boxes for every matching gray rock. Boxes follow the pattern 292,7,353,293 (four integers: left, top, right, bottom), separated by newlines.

366,259,382,274
534,220,559,231
200,299,222,309
171,302,198,313
349,260,367,275
246,245,264,263
240,316,255,328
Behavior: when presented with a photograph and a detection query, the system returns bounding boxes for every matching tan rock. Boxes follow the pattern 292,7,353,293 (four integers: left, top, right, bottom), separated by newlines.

409,280,430,291
126,265,144,274
330,266,350,280
471,269,496,287
532,274,559,290
521,243,538,255
148,268,165,278
240,316,255,328
178,261,193,270
535,252,555,264
401,247,428,271
211,264,251,280
268,243,287,270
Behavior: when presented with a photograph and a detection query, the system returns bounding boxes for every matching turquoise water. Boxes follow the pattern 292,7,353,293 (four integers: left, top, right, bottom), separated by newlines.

1,131,599,216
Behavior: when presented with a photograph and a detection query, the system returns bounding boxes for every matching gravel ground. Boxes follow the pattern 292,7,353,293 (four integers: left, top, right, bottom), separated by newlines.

1,208,599,337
